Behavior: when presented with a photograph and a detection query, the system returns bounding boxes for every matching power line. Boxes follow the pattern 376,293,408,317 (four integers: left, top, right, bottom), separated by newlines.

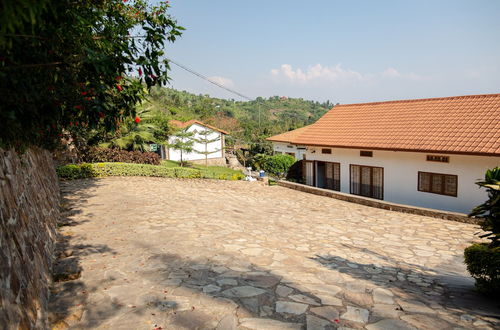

166,57,253,101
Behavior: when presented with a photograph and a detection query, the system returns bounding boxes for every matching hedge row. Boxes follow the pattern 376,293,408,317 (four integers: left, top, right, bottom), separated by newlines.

252,154,296,177
464,243,500,295
80,147,161,165
57,163,244,181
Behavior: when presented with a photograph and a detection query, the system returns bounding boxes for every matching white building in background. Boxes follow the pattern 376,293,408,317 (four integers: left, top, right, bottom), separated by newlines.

164,120,227,166
267,93,500,214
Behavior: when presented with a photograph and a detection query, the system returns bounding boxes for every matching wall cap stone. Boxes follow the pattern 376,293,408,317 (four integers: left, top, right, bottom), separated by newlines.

277,180,477,224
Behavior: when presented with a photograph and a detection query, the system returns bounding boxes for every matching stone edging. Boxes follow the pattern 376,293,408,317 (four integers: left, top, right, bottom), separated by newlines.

277,180,478,224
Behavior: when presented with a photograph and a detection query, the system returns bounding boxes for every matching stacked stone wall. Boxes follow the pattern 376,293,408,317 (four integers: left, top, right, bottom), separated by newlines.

0,148,59,329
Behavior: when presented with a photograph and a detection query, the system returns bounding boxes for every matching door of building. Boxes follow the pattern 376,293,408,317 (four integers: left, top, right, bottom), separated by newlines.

305,161,314,186
350,165,383,199
316,161,340,191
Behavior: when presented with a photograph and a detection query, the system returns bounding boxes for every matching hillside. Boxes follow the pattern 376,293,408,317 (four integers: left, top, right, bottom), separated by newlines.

143,87,332,153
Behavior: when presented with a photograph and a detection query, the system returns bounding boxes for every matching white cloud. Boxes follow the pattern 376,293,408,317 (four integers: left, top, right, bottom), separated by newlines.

382,67,420,80
271,64,421,84
208,76,234,88
271,63,365,83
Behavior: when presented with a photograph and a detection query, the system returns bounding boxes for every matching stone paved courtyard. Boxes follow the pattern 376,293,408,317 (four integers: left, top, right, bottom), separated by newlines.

50,177,500,329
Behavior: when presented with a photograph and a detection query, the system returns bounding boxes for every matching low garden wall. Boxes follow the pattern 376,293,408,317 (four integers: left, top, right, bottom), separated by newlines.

0,148,60,329
277,180,476,224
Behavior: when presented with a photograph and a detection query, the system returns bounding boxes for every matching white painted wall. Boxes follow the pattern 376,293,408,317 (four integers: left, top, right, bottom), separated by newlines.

168,123,224,161
304,147,499,213
273,142,306,160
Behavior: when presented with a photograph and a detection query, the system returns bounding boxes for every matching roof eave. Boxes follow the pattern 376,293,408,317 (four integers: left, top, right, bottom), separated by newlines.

294,142,500,157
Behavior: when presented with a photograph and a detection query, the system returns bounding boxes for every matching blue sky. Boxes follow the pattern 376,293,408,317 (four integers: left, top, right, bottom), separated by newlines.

163,0,500,103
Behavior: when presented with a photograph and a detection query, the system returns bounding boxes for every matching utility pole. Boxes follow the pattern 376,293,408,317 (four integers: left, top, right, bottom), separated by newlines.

258,100,261,130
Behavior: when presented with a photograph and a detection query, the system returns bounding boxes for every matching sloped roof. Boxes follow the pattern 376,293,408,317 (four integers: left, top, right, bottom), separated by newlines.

266,125,313,143
267,93,500,156
169,119,228,135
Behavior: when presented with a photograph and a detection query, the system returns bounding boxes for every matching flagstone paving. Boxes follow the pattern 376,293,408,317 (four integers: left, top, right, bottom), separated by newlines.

50,177,500,329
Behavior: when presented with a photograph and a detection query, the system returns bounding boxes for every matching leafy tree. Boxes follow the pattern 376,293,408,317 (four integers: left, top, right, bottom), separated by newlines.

84,107,168,151
168,130,194,166
195,129,221,167
0,0,184,150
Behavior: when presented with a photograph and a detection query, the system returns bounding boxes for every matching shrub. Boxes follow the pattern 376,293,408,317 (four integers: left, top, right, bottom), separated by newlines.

57,163,97,179
57,162,243,181
256,154,296,177
465,167,500,294
81,147,160,165
464,243,500,295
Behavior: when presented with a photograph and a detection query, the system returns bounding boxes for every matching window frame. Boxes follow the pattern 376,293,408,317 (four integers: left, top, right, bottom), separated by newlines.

417,171,458,197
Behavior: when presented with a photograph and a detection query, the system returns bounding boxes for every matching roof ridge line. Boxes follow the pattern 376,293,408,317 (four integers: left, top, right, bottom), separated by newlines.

335,93,500,107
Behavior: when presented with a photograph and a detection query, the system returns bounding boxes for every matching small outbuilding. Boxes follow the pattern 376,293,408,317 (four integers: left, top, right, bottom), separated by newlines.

163,120,228,166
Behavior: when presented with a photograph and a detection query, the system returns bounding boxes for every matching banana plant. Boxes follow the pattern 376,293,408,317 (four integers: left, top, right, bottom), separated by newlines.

469,167,500,247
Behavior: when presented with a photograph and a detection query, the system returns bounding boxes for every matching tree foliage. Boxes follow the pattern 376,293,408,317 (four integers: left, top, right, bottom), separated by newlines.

465,167,500,295
168,130,194,166
144,87,331,152
469,167,500,247
195,129,221,166
98,108,170,151
0,0,183,150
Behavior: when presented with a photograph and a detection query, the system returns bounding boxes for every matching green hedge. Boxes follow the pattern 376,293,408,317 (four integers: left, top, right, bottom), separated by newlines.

251,154,296,177
464,243,500,295
57,163,244,181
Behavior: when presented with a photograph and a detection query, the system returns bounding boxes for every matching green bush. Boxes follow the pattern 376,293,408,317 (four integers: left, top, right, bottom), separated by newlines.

465,167,500,294
464,243,500,295
57,162,243,181
255,154,296,177
56,163,97,179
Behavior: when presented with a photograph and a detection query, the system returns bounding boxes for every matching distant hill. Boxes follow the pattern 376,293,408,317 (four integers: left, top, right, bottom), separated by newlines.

143,87,332,152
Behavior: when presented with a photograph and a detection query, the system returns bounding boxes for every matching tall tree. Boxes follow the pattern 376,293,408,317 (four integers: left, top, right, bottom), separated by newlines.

195,129,221,167
0,0,184,150
169,130,194,166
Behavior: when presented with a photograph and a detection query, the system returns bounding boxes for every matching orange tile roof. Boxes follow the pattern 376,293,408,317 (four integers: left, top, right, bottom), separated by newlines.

266,125,313,143
267,93,500,156
169,119,228,135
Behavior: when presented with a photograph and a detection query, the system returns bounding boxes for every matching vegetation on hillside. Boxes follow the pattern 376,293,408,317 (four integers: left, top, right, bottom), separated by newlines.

143,87,332,154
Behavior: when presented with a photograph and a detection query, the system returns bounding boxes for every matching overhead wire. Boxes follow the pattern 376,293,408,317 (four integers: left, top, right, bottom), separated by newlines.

165,57,253,101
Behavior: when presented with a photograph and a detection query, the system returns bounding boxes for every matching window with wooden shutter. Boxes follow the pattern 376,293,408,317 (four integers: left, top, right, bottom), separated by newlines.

418,172,457,197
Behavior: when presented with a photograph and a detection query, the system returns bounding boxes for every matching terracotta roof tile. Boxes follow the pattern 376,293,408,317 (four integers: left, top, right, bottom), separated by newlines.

266,125,313,143
267,93,500,156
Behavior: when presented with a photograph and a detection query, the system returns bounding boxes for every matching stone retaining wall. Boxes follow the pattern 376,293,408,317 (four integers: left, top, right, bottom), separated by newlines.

0,148,60,329
277,180,476,224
